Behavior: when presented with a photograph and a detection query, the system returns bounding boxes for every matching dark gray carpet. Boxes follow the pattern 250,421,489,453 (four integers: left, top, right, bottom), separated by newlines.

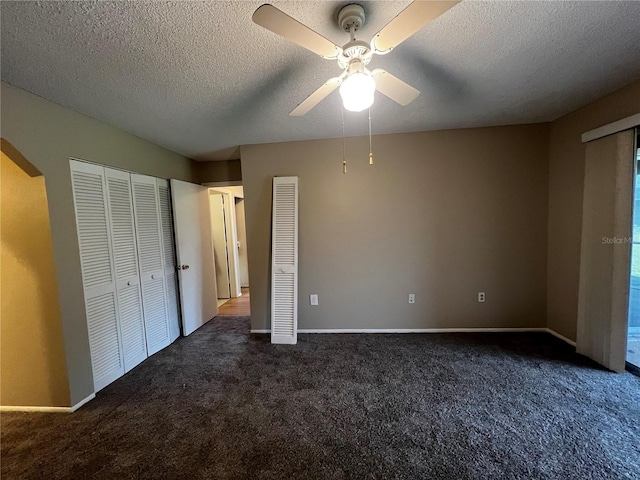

2,316,639,480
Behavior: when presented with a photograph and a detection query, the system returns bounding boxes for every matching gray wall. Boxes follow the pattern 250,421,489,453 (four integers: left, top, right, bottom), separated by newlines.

547,79,640,341
242,124,549,331
1,82,194,406
194,159,242,184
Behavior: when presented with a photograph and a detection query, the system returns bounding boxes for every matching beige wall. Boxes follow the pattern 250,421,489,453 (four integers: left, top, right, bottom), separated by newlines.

547,80,640,341
0,82,194,406
1,149,70,407
4,71,636,406
242,124,549,331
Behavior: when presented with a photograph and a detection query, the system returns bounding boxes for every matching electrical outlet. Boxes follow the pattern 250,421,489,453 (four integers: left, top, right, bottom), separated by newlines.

310,294,318,306
408,294,415,304
478,292,485,303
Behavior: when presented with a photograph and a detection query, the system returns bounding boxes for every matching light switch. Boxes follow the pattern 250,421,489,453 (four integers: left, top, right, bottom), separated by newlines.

310,294,318,306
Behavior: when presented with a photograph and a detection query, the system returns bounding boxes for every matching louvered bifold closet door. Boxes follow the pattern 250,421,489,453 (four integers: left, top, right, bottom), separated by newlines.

70,160,125,391
157,178,181,342
271,177,299,345
105,168,148,372
131,174,171,355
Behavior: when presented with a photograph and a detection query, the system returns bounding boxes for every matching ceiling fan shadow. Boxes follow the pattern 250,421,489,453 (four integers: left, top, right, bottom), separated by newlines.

399,46,470,102
217,61,301,132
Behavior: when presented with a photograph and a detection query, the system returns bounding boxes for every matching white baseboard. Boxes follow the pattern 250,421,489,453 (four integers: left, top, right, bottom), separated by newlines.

298,328,549,334
251,327,578,348
545,328,577,347
252,327,549,334
0,405,71,413
1,392,96,414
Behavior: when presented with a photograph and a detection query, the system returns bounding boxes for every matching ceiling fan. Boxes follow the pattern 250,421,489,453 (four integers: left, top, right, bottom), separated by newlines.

252,1,460,116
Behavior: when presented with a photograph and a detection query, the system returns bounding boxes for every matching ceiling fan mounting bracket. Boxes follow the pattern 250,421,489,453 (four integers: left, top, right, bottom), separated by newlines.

338,4,366,33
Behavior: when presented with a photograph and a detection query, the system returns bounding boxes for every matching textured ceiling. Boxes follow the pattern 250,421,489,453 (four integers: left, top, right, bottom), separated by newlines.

2,1,640,161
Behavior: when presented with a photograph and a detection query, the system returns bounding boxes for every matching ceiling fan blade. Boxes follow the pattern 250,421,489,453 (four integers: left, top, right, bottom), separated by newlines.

372,69,420,106
371,1,460,54
290,77,342,116
253,4,342,59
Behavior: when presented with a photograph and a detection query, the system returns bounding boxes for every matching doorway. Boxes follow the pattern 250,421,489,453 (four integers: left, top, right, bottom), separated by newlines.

206,185,251,316
628,129,640,369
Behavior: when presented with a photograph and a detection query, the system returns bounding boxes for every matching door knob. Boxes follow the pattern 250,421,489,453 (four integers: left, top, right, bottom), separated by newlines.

181,265,190,270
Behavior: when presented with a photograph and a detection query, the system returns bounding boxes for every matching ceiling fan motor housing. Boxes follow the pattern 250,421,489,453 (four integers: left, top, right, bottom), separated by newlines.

338,4,366,32
339,40,372,69
337,4,371,69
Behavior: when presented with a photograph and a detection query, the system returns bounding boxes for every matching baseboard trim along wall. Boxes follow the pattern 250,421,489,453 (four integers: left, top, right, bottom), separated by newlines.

0,405,71,413
545,328,577,347
70,393,96,412
251,328,577,347
1,393,96,414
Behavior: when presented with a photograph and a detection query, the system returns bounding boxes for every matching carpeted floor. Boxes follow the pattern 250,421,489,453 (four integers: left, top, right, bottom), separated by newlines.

2,316,639,479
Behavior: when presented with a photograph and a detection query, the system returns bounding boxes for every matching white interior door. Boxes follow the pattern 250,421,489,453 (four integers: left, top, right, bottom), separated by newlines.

70,160,125,391
105,168,147,372
210,192,231,299
210,189,242,297
271,176,298,345
235,197,250,288
222,192,242,298
171,179,218,336
157,179,181,342
131,174,171,355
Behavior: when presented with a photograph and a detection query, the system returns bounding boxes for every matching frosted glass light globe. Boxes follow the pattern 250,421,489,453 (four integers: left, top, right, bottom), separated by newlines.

339,72,375,112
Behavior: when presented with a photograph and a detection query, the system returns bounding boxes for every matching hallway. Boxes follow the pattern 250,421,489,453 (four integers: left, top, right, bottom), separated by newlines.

217,288,250,316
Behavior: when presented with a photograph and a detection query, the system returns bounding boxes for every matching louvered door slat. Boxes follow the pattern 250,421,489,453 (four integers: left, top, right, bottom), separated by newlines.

117,284,147,365
134,184,163,274
142,277,170,347
165,270,180,339
105,168,148,372
131,174,171,356
73,170,113,289
70,160,125,391
157,179,181,342
271,177,298,345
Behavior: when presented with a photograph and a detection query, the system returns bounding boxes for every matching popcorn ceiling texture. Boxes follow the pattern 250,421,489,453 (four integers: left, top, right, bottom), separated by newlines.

2,1,640,160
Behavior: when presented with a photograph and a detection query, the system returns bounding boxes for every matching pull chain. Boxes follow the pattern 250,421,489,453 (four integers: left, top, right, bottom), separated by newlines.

342,105,347,174
368,107,373,165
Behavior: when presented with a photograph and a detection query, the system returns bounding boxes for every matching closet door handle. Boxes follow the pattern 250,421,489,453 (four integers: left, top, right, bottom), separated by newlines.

180,265,190,270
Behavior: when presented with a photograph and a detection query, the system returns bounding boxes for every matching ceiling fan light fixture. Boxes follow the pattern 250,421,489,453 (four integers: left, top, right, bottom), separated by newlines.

253,2,438,116
339,72,375,112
